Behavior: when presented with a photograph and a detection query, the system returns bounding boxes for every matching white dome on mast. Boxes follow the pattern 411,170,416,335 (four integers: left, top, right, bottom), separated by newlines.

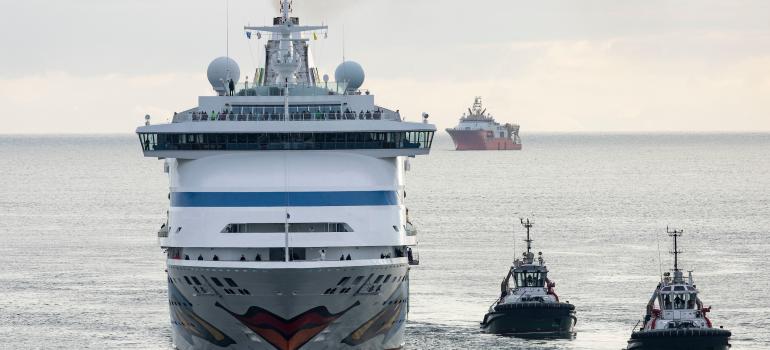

207,57,241,95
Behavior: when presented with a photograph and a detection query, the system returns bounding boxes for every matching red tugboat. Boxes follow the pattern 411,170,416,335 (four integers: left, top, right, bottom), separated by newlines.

626,228,732,350
446,97,522,151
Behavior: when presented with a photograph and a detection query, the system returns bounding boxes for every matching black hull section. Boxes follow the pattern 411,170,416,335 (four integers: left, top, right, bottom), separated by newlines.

627,328,732,350
481,302,576,335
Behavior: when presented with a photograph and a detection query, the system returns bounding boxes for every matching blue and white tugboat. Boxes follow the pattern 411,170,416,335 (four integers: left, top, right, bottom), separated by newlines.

136,1,435,349
480,219,576,336
627,228,731,350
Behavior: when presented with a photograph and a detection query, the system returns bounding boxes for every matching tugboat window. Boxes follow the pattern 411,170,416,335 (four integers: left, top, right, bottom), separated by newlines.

515,272,545,287
671,292,694,310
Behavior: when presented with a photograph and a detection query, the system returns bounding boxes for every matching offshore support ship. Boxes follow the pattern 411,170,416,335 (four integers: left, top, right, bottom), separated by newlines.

445,97,521,151
480,219,576,336
626,228,731,350
136,1,435,349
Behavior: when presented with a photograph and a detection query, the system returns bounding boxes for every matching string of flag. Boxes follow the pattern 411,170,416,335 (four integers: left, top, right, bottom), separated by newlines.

245,31,324,40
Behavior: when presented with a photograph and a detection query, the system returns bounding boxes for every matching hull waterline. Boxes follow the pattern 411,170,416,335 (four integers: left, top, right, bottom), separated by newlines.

481,303,576,335
446,129,521,151
627,328,732,350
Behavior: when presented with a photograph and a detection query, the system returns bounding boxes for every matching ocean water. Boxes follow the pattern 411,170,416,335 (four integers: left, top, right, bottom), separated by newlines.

0,133,768,350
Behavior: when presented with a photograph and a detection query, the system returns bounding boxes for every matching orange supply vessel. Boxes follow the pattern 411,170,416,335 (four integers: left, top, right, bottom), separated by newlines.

446,97,521,151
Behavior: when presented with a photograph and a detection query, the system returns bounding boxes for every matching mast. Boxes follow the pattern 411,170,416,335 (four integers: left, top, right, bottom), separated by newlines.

243,0,328,86
521,218,534,256
667,227,684,282
280,0,291,22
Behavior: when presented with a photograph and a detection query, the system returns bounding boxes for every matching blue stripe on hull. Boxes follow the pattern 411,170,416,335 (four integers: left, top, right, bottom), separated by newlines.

171,191,399,207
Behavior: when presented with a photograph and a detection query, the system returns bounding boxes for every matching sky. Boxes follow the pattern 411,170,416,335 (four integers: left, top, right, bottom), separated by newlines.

0,0,769,133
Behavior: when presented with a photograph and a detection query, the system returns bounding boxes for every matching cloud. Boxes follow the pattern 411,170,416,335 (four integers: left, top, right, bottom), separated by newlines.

271,0,359,18
0,72,210,134
1,2,769,133
369,37,770,132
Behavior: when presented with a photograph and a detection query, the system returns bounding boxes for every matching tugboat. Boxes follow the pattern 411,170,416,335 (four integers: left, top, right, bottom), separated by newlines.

480,219,576,336
627,228,732,350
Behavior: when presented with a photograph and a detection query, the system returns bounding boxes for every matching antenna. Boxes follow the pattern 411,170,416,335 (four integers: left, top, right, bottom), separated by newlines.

342,25,346,62
656,229,663,283
281,0,292,22
667,226,684,272
226,0,230,59
512,221,516,260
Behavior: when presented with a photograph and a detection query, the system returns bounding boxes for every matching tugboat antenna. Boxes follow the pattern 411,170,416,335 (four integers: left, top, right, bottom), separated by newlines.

520,218,534,255
512,221,516,260
656,229,664,283
667,227,684,272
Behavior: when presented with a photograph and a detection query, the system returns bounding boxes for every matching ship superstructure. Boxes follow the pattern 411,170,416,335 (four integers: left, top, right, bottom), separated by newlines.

445,97,521,151
626,229,731,350
136,1,435,349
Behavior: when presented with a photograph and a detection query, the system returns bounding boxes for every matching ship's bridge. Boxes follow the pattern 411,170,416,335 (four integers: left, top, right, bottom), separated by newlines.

138,88,435,159
137,120,433,159
658,284,699,310
512,264,548,288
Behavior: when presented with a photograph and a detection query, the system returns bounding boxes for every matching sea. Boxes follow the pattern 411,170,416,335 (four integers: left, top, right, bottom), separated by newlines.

0,133,768,350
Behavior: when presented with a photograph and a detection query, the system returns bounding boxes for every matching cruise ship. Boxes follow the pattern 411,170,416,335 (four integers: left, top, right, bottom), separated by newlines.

445,97,521,151
136,1,435,349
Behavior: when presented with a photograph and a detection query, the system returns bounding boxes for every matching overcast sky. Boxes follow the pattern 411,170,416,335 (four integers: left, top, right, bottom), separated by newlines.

1,0,769,133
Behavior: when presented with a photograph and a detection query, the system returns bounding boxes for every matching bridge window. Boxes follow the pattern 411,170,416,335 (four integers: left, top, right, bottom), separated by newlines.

514,272,545,287
661,292,697,310
138,131,434,152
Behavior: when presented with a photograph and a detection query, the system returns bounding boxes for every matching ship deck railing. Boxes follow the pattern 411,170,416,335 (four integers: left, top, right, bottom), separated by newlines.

173,111,401,123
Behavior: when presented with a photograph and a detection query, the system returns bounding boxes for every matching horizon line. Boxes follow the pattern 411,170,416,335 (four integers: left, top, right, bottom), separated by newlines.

2,131,770,137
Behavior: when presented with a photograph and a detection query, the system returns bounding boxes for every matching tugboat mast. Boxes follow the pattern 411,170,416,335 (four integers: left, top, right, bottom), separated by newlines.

668,227,683,271
667,227,684,282
521,218,534,256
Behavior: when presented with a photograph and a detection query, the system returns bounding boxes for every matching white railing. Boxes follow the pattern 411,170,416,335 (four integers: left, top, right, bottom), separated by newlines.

178,110,401,123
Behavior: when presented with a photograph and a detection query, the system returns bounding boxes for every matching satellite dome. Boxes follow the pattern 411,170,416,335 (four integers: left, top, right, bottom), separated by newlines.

207,57,241,94
335,61,365,91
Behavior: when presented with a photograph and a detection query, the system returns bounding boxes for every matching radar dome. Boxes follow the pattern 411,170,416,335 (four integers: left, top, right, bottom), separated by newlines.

207,57,241,94
335,61,365,91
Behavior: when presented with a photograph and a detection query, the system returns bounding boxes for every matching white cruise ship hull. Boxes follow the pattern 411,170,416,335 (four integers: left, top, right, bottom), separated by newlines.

167,260,410,350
